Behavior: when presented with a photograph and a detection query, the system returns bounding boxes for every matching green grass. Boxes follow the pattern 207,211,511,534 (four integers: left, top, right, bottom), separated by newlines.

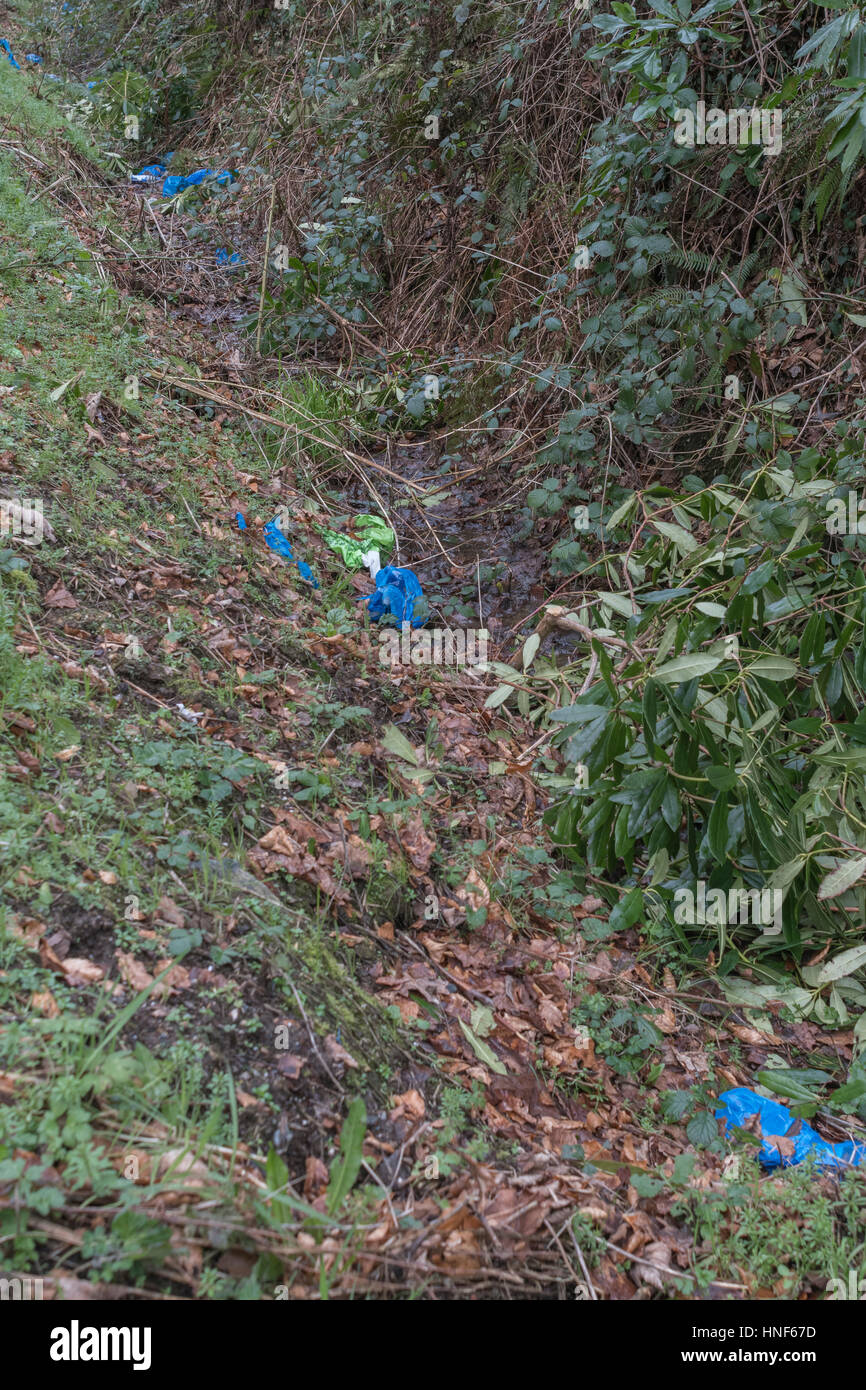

0,65,421,1297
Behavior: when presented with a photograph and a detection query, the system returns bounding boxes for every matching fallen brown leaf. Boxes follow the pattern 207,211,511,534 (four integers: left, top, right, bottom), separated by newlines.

44,581,78,609
324,1034,359,1070
115,951,153,992
61,957,105,986
31,990,59,1017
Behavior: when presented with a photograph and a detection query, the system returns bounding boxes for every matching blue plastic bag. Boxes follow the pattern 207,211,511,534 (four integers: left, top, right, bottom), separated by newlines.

361,565,426,628
25,53,42,63
261,517,318,588
131,162,168,184
162,168,237,198
215,247,245,269
1,39,20,69
716,1087,866,1171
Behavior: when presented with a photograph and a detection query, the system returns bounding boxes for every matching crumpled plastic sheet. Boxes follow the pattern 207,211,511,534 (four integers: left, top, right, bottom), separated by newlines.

236,512,318,588
215,247,245,269
361,564,426,628
263,518,317,586
1,38,20,69
24,53,42,63
716,1087,866,1171
162,168,237,198
131,162,168,184
321,513,394,571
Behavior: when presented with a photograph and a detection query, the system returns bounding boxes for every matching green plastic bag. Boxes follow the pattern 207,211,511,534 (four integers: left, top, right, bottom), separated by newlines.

321,514,395,570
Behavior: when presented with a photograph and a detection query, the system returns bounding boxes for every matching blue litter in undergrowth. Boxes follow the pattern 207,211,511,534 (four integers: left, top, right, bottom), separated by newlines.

716,1087,866,1171
361,564,426,628
235,511,247,531
162,168,237,198
216,247,245,269
131,162,168,184
1,39,20,69
25,53,42,63
262,517,318,589
161,172,194,197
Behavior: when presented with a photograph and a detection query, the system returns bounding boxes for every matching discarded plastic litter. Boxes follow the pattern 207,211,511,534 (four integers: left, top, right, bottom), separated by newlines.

0,40,46,69
129,162,235,196
322,513,394,574
716,1087,866,1171
162,168,237,198
260,517,292,559
131,162,168,184
215,247,245,269
131,153,175,185
237,512,317,588
263,517,317,587
362,565,426,628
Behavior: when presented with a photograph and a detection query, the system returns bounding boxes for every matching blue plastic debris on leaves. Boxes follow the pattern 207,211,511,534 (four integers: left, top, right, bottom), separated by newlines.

235,512,247,531
161,173,186,198
25,53,42,63
362,565,426,628
716,1087,866,1171
131,162,167,184
1,39,20,69
262,517,318,588
262,518,294,561
216,247,245,269
162,168,237,198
